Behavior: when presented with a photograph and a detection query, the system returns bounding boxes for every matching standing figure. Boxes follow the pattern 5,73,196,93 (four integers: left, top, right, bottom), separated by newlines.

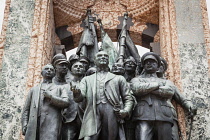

157,57,196,140
51,55,82,140
62,61,86,140
21,64,69,140
76,9,99,66
71,51,134,140
123,56,137,140
131,52,175,140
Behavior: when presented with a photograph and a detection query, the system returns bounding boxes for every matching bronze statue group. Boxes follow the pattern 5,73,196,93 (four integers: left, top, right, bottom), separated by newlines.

21,10,196,140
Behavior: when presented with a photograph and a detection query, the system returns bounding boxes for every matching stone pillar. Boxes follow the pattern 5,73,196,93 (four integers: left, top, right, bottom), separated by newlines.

0,0,11,69
173,0,210,139
0,0,36,139
0,0,55,139
159,0,187,139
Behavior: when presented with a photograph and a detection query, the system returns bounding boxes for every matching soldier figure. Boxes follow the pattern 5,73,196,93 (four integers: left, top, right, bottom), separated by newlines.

131,52,175,140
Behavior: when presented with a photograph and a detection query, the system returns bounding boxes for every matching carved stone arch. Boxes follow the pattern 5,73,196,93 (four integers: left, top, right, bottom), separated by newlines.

53,0,160,51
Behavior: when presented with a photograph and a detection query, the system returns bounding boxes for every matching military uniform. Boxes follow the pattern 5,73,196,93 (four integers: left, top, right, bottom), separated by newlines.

131,73,175,140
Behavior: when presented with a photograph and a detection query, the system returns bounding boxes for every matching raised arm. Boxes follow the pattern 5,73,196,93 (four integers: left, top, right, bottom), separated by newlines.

71,78,86,103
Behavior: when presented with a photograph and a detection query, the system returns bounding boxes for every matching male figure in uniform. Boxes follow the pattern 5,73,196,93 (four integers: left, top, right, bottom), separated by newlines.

131,52,175,140
51,55,82,140
71,51,134,140
21,64,69,140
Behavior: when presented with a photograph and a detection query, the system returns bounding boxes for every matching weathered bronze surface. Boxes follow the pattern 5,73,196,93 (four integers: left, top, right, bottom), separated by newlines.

71,51,134,140
22,64,69,140
21,10,197,140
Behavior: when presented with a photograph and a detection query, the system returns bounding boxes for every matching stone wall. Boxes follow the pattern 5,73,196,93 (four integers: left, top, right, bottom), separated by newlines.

174,0,210,139
26,0,55,93
159,0,187,138
0,0,11,69
0,0,36,139
0,0,56,139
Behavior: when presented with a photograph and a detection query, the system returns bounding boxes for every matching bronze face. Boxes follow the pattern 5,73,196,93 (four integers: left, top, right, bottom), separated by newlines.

94,51,109,67
55,62,68,75
41,64,55,79
71,62,85,76
111,63,125,75
144,59,159,74
124,61,136,72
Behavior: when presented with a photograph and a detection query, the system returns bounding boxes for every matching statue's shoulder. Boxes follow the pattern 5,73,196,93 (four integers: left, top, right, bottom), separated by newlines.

132,75,143,80
28,83,41,93
59,83,70,90
107,72,117,77
82,73,96,81
107,72,121,80
130,75,144,83
165,79,175,86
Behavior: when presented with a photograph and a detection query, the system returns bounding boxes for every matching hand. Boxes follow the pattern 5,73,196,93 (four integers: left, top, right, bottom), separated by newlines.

115,109,129,119
22,126,27,135
188,106,197,117
43,91,51,99
158,82,165,87
70,82,81,96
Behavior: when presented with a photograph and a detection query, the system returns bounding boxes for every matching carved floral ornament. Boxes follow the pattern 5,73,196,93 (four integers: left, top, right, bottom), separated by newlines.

53,0,159,31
